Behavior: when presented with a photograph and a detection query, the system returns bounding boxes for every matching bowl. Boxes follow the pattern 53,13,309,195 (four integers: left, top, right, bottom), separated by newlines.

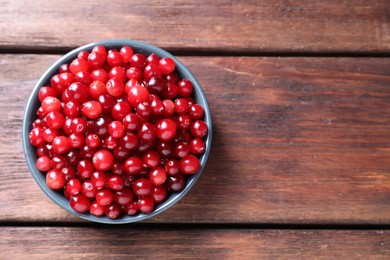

22,40,212,224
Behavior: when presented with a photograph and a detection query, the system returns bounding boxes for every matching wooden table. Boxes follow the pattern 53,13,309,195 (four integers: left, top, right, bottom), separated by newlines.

1,0,389,258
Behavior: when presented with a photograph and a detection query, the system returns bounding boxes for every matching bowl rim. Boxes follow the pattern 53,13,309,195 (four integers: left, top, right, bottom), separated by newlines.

22,39,212,224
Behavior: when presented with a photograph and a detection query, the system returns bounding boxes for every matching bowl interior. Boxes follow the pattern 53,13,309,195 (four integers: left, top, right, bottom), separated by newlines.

22,40,212,224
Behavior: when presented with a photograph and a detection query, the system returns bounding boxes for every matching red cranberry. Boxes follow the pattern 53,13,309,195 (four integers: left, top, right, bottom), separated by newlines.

36,156,51,172
132,178,153,197
138,197,155,213
190,120,208,138
46,169,66,190
90,201,105,216
149,167,167,186
113,187,133,206
124,157,143,175
96,189,114,206
179,154,200,174
70,194,91,213
152,185,168,204
155,119,177,141
159,57,175,75
93,149,114,171
105,203,121,219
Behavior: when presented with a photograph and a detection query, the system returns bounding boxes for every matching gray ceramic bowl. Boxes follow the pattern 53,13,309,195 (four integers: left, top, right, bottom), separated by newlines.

22,40,212,224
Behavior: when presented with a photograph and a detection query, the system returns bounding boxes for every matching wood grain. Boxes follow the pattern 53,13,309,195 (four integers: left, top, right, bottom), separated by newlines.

0,227,388,259
0,0,389,53
0,54,389,223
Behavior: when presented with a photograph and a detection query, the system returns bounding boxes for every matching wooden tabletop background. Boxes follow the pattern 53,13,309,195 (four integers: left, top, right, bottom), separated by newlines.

0,0,389,259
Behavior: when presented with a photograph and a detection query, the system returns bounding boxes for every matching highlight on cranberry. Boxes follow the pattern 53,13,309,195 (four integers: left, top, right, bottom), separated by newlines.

29,45,208,219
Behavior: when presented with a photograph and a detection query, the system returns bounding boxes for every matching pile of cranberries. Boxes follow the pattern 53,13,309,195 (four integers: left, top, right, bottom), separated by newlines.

28,45,208,219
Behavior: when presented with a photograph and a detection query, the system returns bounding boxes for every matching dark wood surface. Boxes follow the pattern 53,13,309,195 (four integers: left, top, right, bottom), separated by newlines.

1,54,389,224
1,0,389,258
0,0,389,53
1,228,388,259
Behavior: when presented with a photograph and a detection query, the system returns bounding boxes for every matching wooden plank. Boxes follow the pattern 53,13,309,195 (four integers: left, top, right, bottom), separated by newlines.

0,0,389,53
0,55,390,223
0,227,388,259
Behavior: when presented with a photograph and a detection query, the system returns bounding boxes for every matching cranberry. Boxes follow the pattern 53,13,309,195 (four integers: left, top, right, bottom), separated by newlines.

111,101,131,121
70,194,91,213
127,85,149,107
149,167,167,186
29,127,45,147
90,201,105,216
177,114,192,131
105,203,121,219
109,66,126,82
64,101,80,117
52,136,71,154
142,150,160,168
46,111,65,129
138,122,155,142
188,104,204,120
124,157,143,175
136,102,152,119
61,167,76,182
90,68,109,83
156,140,174,158
106,50,123,67
123,113,140,132
161,82,178,99
167,174,185,192
106,78,124,97
46,169,66,190
108,121,125,138
174,98,189,115
96,189,114,206
81,179,97,198
177,79,193,97
88,52,105,69
70,58,90,75
68,133,84,149
189,138,205,154
50,155,66,170
132,178,153,197
36,156,51,172
120,46,134,63
120,132,140,150
190,120,208,138
162,99,175,117
144,64,162,81
113,187,133,206
165,72,179,84
98,94,116,114
173,142,190,159
130,53,146,69
81,101,102,119
89,80,107,99
155,119,177,141
107,175,124,191
126,67,143,81
78,51,89,60
77,160,94,179
137,197,154,213
123,201,139,215
94,116,111,138
85,134,101,148
71,117,87,134
152,185,168,204
92,150,113,171
38,87,57,102
164,159,180,176
91,171,107,189
41,97,61,113
92,45,107,56
75,70,92,85
179,154,200,174
146,77,166,94
66,178,82,195
159,57,175,75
